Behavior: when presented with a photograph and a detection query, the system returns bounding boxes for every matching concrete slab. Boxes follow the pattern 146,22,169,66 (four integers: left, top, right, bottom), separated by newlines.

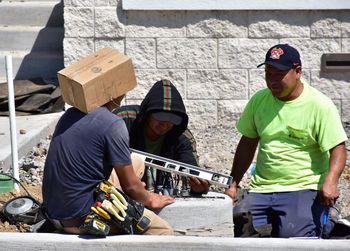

0,233,349,251
0,27,64,52
0,2,63,27
158,192,233,237
0,112,63,172
0,51,64,80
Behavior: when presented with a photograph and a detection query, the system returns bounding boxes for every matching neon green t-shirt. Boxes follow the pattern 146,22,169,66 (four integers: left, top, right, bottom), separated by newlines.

237,82,348,193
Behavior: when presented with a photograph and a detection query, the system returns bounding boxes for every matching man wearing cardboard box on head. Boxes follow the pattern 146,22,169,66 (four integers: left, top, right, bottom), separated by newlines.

42,48,174,236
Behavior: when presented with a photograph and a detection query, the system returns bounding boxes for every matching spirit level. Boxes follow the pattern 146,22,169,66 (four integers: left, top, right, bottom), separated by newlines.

131,149,233,188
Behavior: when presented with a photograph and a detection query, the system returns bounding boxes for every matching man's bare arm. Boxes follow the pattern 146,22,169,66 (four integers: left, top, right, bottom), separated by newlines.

320,142,347,207
114,164,174,210
225,135,259,200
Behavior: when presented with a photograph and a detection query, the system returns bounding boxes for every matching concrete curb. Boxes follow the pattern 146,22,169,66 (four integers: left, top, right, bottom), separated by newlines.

158,192,233,234
0,233,349,250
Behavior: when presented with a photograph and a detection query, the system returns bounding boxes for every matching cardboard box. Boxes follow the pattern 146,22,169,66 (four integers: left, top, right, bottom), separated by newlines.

58,48,137,113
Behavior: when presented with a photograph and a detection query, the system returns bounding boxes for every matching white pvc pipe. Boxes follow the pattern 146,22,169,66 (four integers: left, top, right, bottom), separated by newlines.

5,55,19,192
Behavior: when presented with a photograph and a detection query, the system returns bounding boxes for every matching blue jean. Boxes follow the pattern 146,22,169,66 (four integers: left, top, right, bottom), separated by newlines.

233,190,326,237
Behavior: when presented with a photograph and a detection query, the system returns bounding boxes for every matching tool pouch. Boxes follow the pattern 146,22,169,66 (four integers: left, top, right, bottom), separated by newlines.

80,214,110,237
94,181,151,235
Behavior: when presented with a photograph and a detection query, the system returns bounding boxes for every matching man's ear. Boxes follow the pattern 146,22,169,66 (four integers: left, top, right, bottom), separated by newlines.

295,66,302,79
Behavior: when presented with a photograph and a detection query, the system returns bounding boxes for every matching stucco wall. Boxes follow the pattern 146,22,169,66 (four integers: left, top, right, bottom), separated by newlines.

62,0,350,172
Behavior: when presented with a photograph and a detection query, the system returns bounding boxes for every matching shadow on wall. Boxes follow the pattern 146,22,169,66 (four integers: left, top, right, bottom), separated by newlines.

15,1,64,80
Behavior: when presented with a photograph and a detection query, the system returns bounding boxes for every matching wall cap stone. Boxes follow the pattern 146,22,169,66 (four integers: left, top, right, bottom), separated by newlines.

123,0,350,10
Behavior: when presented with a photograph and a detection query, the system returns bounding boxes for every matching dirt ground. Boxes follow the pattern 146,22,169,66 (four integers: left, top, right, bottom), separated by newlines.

0,184,42,232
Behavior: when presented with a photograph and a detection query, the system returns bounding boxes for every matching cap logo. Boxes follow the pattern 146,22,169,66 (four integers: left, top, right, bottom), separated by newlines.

270,47,284,60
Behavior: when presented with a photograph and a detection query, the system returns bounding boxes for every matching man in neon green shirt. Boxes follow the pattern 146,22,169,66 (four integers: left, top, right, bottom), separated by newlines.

225,44,348,238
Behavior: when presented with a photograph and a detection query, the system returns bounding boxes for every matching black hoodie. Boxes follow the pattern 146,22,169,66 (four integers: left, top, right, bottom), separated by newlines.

113,79,199,166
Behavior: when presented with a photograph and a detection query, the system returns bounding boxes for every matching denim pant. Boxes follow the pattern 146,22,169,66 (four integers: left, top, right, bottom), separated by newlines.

233,189,327,238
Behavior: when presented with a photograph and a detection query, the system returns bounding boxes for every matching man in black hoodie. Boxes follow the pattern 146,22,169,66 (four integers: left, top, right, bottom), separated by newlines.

110,79,209,195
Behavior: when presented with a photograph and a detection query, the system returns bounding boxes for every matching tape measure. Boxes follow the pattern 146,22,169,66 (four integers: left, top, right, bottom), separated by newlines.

3,196,44,224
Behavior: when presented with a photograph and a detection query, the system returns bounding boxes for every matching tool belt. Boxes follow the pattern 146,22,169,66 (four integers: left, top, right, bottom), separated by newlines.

80,181,151,237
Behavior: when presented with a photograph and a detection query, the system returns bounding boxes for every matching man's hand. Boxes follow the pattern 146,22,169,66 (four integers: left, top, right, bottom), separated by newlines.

320,178,339,207
188,177,209,193
147,192,175,211
225,182,238,202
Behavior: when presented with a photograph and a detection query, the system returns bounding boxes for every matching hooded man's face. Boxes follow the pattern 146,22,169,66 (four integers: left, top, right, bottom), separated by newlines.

145,113,174,140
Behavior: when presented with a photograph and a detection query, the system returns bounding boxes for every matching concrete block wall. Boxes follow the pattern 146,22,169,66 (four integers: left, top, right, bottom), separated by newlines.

63,0,350,173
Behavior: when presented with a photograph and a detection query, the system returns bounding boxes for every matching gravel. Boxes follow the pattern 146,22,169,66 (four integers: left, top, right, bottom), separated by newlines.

17,136,51,187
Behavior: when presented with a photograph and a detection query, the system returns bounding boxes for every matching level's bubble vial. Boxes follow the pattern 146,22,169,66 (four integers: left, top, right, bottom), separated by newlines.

212,174,220,182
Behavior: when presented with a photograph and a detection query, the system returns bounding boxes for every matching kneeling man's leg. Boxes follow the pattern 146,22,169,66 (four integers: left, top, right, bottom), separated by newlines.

274,190,323,237
142,208,174,235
